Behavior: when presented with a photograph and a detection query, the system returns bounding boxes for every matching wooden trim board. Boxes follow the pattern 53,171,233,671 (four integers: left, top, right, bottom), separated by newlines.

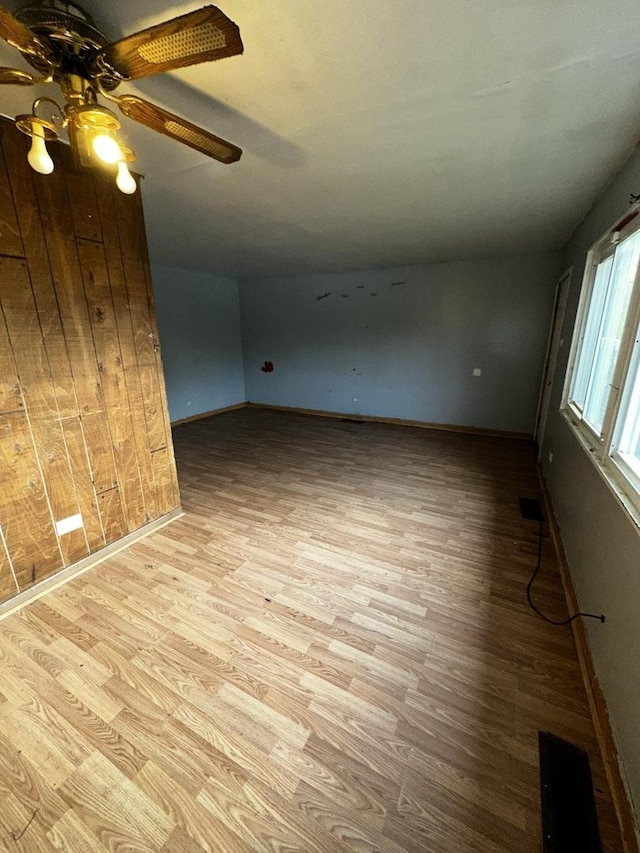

171,402,247,427
246,402,532,440
539,469,639,852
0,507,183,622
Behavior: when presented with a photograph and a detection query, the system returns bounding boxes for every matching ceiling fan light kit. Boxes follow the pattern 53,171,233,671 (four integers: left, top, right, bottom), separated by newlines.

0,0,244,193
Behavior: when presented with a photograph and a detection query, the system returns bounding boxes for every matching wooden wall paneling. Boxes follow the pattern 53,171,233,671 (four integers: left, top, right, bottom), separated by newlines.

111,181,169,473
117,189,173,476
113,181,143,263
136,190,180,510
0,312,62,588
122,260,167,454
0,526,18,601
64,168,102,242
1,126,79,423
0,256,88,566
0,308,62,589
0,118,179,605
0,414,46,589
93,178,157,524
76,235,146,535
0,143,25,259
151,448,179,517
35,160,123,519
60,417,105,552
0,127,105,553
0,314,24,419
96,487,127,543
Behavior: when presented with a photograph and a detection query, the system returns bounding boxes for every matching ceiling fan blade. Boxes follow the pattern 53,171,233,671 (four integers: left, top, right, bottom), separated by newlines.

0,7,47,58
98,6,243,80
0,66,36,85
118,95,241,164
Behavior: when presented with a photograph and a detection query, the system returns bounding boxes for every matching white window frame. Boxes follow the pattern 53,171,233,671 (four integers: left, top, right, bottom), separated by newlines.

562,203,640,529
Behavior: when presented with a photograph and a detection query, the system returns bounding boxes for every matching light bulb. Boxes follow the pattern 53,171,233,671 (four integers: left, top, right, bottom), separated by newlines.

27,129,54,175
92,133,122,164
116,160,137,194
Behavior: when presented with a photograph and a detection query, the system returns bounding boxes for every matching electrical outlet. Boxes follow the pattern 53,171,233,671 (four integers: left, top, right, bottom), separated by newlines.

55,514,83,536
352,397,358,402
473,368,482,377
548,450,553,463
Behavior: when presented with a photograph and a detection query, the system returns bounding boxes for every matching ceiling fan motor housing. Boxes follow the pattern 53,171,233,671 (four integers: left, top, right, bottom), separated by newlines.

14,0,120,87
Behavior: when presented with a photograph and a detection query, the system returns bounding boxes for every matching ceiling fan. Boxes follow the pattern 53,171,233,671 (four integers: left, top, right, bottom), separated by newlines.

0,0,243,193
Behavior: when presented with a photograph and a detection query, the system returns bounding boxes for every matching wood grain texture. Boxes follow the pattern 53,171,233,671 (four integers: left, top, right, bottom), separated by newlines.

540,474,639,853
246,402,532,440
0,255,88,566
0,409,626,850
103,6,243,79
0,140,25,259
0,118,179,605
170,402,247,427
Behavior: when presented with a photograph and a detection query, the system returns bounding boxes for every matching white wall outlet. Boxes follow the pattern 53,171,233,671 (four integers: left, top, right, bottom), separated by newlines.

548,450,554,463
473,368,482,376
55,513,83,536
352,397,358,402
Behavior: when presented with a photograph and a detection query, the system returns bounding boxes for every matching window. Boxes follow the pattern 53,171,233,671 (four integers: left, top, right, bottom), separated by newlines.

563,206,640,524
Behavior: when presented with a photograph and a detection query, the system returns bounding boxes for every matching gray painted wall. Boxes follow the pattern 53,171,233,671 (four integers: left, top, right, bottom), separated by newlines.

541,144,640,824
153,266,245,423
240,255,559,433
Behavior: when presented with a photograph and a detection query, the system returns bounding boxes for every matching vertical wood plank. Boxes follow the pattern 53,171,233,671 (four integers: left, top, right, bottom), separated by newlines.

93,177,156,524
0,528,18,601
1,124,81,419
76,236,145,532
113,185,143,263
61,417,105,553
137,188,180,509
0,256,88,565
65,170,102,242
0,308,62,587
0,344,24,418
34,154,119,498
97,487,127,544
1,126,109,563
151,448,178,517
123,261,167,453
0,143,25,258
0,408,62,589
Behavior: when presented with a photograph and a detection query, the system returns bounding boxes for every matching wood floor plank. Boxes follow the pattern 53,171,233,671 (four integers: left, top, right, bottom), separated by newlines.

0,409,626,851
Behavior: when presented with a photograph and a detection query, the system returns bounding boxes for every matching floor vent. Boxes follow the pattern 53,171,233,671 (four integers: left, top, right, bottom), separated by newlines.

519,496,543,521
539,731,602,852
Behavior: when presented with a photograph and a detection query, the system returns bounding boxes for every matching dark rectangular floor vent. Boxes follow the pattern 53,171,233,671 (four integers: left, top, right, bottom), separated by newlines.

520,496,543,521
539,731,602,852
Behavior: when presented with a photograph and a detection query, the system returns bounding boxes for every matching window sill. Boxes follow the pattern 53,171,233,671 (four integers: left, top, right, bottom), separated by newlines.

560,407,640,534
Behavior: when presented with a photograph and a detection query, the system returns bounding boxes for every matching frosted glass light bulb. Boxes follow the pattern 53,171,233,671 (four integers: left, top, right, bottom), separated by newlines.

27,130,54,175
92,133,122,164
116,160,137,194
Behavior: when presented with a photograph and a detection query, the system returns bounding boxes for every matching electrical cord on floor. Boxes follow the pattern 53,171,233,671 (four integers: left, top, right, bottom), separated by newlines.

527,514,605,626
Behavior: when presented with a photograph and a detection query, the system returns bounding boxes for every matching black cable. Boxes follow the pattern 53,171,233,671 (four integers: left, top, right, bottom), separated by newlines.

526,513,605,626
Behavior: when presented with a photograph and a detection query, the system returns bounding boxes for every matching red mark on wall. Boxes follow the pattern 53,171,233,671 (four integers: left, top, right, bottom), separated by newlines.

261,361,274,373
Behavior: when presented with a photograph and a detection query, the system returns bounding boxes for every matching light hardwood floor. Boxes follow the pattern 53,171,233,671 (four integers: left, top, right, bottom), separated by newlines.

0,409,624,851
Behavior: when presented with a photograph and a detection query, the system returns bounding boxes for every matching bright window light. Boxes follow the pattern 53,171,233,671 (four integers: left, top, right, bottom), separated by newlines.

563,208,640,524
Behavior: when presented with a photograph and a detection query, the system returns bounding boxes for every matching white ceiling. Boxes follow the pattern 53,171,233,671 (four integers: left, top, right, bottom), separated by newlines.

2,0,640,278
